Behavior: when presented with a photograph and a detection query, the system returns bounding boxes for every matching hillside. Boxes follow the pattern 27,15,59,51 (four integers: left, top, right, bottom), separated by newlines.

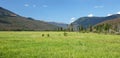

0,7,58,31
97,18,120,25
93,18,120,33
72,14,120,28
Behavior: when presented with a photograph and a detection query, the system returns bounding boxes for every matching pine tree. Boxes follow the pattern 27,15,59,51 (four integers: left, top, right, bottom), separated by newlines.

69,23,74,32
79,25,84,32
88,24,93,32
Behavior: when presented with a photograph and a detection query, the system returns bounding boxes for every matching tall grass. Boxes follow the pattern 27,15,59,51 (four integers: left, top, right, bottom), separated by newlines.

0,31,120,58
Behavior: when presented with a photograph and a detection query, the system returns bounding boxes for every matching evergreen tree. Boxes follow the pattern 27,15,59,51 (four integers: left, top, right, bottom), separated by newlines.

79,25,84,32
88,24,93,32
69,23,74,32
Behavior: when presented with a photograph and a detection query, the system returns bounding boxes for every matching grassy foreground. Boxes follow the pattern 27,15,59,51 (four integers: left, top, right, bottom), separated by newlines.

0,31,120,58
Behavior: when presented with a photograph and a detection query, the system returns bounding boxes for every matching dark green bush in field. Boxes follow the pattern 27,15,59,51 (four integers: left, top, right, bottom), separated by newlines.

63,32,67,36
47,34,50,37
42,34,44,37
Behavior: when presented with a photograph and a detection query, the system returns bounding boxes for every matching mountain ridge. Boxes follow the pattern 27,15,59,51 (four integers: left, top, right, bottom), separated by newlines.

48,22,68,29
72,14,120,28
0,7,58,31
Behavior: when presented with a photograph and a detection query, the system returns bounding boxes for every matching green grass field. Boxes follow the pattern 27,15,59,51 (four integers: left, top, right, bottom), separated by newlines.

0,31,120,58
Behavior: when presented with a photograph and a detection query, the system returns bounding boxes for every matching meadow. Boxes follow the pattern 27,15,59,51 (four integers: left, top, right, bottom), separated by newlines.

0,31,120,58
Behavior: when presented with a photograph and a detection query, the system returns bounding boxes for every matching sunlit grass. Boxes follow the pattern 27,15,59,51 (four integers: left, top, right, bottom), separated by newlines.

0,31,120,58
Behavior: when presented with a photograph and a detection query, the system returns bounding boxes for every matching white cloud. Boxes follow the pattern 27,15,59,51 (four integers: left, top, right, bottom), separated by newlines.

33,5,36,7
88,14,93,17
42,5,48,8
70,17,76,23
107,14,112,16
24,4,29,7
117,11,120,14
94,6,104,8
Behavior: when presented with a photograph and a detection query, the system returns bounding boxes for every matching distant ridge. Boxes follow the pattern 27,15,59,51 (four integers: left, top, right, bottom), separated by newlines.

0,7,58,31
48,22,68,29
72,14,120,28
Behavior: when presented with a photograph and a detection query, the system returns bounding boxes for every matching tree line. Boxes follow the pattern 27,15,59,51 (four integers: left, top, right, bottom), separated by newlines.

57,23,120,34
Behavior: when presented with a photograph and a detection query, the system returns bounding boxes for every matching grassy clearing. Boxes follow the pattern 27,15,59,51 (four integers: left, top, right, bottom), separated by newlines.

0,31,120,58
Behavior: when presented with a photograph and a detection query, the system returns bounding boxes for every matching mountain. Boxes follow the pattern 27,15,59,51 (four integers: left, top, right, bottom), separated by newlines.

72,14,120,28
93,18,120,33
48,22,68,29
96,18,120,25
95,18,120,27
0,7,58,31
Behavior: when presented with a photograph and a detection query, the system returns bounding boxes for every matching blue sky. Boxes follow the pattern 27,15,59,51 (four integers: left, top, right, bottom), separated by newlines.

0,0,120,23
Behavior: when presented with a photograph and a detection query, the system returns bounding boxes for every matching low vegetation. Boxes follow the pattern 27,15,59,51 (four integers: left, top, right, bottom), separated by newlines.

0,31,120,58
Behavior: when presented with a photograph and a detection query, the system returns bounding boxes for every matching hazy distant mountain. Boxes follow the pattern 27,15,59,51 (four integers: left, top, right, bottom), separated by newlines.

72,14,120,28
0,7,58,31
48,22,68,29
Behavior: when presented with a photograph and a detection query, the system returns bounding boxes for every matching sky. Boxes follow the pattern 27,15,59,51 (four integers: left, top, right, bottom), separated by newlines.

0,0,120,23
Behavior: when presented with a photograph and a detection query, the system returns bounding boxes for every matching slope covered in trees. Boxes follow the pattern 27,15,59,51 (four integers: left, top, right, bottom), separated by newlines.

94,18,120,33
0,7,58,31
